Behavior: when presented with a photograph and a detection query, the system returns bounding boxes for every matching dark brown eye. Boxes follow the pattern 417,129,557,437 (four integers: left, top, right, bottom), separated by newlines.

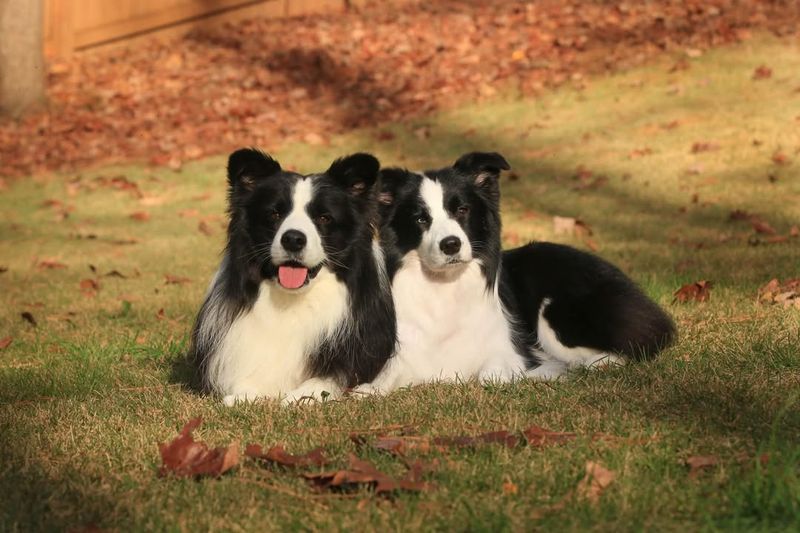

416,214,429,225
457,205,470,216
317,214,332,225
270,210,281,221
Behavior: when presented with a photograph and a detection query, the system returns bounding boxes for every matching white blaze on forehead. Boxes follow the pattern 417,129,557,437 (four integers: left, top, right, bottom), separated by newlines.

417,176,472,269
271,177,326,266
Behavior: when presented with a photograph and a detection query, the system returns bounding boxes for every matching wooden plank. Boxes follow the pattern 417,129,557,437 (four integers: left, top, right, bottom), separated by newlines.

73,0,265,49
43,0,74,57
71,0,286,55
285,0,344,17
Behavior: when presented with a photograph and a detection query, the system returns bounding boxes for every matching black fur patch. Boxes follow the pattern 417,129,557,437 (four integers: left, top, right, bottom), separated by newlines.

379,151,675,366
188,149,396,392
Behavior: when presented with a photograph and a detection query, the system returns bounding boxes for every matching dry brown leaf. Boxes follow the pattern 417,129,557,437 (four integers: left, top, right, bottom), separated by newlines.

574,461,616,504
749,216,777,235
178,208,200,218
0,336,12,350
685,455,719,478
80,278,100,297
771,151,790,165
758,278,800,308
752,65,772,80
38,260,67,270
164,274,192,285
198,220,214,236
129,211,151,222
674,280,712,303
691,141,720,153
303,453,430,494
522,426,576,447
502,480,519,495
158,417,239,478
372,436,433,455
245,444,329,468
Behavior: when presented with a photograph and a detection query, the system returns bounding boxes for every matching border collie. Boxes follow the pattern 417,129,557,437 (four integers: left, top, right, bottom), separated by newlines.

355,152,675,395
188,149,396,405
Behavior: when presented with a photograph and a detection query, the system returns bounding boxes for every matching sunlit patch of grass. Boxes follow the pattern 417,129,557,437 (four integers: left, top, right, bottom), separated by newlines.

1,34,799,531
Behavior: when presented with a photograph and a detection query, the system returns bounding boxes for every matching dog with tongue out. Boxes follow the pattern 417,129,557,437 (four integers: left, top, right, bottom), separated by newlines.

188,148,396,405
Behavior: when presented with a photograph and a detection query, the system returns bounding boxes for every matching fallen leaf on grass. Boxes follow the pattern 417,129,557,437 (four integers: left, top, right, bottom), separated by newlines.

159,417,239,478
178,208,199,218
303,454,430,494
0,336,12,350
38,260,67,270
674,280,713,303
752,65,772,80
129,211,151,222
198,220,214,236
685,455,719,478
628,148,653,159
21,312,37,327
691,142,720,153
758,278,800,309
0,266,7,273
750,216,777,235
164,274,191,285
371,436,433,455
771,151,790,165
574,461,616,504
522,426,576,447
245,444,329,468
80,279,100,297
503,480,519,495
103,270,128,279
375,130,396,142
432,430,519,449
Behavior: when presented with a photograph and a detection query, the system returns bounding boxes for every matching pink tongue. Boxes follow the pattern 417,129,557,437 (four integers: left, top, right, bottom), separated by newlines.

278,265,309,289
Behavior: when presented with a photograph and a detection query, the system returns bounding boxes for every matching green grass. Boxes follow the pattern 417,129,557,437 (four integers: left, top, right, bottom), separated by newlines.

2,34,799,532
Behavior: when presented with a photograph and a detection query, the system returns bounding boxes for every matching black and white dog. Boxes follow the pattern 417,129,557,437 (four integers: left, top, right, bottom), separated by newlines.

189,149,396,405
355,152,675,394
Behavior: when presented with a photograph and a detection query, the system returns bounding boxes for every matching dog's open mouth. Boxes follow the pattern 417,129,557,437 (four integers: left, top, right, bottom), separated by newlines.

277,262,322,290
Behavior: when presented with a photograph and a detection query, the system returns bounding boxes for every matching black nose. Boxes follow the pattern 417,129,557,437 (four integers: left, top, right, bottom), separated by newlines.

281,230,307,252
439,236,462,255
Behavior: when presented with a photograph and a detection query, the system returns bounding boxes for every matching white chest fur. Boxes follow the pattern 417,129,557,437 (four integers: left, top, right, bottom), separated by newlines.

208,268,349,401
367,252,526,392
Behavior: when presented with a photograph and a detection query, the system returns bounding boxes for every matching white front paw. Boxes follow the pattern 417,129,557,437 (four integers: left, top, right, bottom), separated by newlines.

281,381,339,406
526,361,568,381
350,383,384,399
222,392,260,406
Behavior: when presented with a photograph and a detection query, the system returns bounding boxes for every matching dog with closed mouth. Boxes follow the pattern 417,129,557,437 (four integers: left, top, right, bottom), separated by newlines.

189,149,396,405
355,152,675,395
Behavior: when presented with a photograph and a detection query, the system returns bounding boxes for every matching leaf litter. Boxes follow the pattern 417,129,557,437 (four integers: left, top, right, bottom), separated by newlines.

158,418,240,478
2,1,798,178
160,419,649,500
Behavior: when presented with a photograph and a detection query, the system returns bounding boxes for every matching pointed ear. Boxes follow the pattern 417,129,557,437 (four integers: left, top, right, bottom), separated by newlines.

227,148,281,190
326,153,380,196
377,167,410,206
453,152,510,186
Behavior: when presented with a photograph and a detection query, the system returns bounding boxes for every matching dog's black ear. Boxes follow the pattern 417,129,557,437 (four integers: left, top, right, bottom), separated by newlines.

453,152,510,186
227,148,281,190
377,167,410,206
326,153,380,196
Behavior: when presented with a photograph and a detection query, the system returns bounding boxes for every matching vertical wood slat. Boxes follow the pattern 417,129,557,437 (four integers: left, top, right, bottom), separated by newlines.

43,0,408,57
43,0,75,58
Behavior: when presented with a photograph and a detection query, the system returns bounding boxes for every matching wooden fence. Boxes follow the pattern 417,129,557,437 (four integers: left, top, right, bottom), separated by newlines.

43,0,409,57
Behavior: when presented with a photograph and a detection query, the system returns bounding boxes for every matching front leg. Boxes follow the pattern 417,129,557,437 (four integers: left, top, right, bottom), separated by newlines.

350,357,403,398
281,377,343,406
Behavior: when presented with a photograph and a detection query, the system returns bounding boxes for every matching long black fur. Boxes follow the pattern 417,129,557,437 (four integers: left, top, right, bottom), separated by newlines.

188,149,396,392
378,152,675,367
